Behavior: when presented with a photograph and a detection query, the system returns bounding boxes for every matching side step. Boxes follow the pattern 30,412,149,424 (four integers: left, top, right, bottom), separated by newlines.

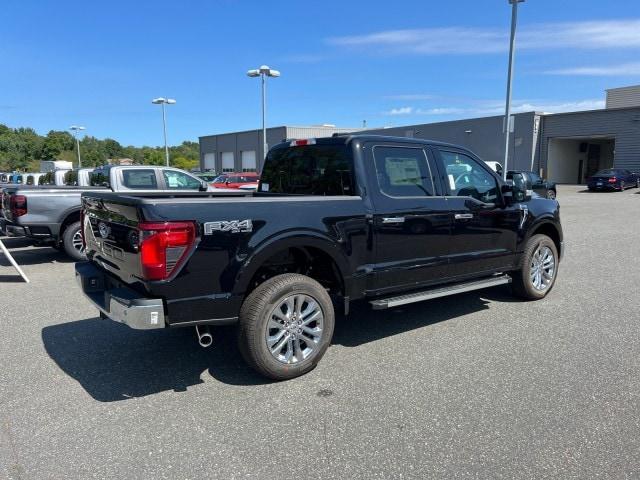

370,275,512,310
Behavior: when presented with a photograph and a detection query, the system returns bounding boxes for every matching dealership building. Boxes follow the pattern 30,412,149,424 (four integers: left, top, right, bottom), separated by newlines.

199,85,640,182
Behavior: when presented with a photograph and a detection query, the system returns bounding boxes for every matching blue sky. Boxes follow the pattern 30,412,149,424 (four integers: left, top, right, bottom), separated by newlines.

2,0,640,146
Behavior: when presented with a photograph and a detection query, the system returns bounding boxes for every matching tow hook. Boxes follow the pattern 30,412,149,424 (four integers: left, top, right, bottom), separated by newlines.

195,325,213,348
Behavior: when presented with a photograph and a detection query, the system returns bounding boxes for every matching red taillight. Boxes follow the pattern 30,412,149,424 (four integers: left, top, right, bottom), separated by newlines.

10,194,27,217
290,138,316,147
138,221,196,281
608,177,617,183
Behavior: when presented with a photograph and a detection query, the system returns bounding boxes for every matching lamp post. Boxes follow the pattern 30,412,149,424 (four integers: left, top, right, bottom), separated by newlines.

151,97,176,166
69,125,85,168
247,65,280,165
502,0,524,180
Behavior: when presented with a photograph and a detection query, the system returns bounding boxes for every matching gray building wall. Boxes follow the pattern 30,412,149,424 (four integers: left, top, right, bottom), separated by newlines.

199,125,358,172
539,107,640,174
362,112,539,172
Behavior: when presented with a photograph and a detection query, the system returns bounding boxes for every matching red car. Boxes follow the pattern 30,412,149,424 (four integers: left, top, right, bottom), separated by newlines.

211,173,259,189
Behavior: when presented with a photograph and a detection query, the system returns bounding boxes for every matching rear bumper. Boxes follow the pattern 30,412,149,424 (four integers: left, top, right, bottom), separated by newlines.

0,218,26,237
75,261,166,330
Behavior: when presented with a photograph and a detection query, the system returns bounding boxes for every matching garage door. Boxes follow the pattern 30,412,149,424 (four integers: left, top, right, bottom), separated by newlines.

221,152,234,172
241,150,257,172
203,153,215,170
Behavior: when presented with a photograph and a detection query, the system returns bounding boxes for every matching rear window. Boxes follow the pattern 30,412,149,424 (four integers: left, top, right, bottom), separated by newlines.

259,144,354,195
90,169,110,187
122,169,158,189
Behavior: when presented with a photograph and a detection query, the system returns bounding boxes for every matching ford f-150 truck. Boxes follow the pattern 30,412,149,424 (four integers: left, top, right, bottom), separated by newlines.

76,135,563,380
1,165,222,260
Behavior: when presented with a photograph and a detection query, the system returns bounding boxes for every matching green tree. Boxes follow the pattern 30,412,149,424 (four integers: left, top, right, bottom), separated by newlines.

171,156,198,171
103,138,123,159
40,130,74,160
143,149,165,165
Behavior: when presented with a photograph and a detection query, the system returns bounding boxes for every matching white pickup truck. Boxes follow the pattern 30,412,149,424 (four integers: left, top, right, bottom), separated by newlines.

1,165,242,260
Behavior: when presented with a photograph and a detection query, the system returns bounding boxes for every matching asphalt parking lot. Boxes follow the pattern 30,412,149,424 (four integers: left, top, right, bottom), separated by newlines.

1,185,639,479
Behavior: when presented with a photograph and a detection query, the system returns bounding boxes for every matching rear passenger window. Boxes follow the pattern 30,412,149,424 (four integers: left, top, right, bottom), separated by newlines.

122,169,157,189
373,146,434,197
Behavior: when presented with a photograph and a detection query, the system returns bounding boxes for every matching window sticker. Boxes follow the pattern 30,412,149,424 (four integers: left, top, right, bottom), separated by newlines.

448,174,456,191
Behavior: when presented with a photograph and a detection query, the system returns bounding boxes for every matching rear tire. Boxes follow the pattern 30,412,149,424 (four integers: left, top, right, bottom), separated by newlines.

238,273,335,380
62,221,86,261
512,234,558,300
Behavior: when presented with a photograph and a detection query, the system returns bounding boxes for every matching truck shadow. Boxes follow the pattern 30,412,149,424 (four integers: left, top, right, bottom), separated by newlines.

42,287,506,401
0,245,74,266
333,290,495,347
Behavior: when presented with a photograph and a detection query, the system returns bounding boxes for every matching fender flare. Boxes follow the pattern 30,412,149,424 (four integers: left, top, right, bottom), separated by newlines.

232,230,351,296
523,218,562,250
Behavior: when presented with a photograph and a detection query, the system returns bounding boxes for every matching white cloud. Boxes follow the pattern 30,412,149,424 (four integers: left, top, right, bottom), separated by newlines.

415,107,466,115
328,19,640,55
383,99,605,117
385,106,414,115
545,62,640,76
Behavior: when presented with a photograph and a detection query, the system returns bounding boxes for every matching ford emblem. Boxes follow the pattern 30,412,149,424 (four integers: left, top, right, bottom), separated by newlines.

98,222,111,239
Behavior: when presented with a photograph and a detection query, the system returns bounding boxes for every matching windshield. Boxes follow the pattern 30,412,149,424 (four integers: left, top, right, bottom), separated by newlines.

197,174,217,182
259,144,354,195
594,169,617,176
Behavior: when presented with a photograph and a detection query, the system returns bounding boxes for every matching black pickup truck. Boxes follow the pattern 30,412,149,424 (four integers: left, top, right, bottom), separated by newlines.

76,135,563,380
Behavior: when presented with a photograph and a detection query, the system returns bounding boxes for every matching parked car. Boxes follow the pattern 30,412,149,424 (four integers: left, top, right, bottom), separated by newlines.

587,169,640,191
508,170,557,199
0,165,222,260
211,172,260,189
195,171,218,183
76,134,563,380
38,170,71,186
63,168,95,186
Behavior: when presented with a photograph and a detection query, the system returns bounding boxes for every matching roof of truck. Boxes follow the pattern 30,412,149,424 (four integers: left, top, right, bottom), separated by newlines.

273,134,471,151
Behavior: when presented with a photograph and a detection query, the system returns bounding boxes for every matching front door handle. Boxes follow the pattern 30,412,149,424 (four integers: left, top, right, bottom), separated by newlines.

382,217,405,224
454,213,474,220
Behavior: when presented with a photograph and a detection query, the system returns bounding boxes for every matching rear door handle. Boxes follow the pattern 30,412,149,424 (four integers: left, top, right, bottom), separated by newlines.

454,213,474,220
382,217,405,224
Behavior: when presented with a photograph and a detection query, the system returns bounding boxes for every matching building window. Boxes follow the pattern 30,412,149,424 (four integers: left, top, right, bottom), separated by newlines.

203,152,216,171
221,151,234,173
241,150,257,172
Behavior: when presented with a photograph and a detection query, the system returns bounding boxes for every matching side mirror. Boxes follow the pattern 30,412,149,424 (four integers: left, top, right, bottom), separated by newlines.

511,172,532,202
199,181,208,191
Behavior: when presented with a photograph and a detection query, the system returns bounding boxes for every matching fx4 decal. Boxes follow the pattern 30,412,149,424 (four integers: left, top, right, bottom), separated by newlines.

204,219,253,234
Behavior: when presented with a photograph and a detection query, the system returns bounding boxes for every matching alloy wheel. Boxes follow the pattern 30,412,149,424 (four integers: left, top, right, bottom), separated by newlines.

72,229,84,252
529,244,555,291
265,294,324,364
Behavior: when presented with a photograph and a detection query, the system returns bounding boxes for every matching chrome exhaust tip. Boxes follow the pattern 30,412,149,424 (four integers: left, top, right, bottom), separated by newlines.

195,325,213,348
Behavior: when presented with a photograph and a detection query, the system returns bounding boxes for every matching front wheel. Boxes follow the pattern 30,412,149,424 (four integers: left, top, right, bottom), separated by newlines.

62,221,87,261
238,273,335,380
512,234,559,300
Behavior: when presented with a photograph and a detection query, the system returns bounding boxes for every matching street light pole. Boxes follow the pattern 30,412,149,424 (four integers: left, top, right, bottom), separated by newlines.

247,65,280,166
152,97,176,166
69,125,85,168
502,0,524,180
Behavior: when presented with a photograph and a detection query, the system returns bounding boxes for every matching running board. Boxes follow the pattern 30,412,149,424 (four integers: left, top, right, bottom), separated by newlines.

370,275,512,310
